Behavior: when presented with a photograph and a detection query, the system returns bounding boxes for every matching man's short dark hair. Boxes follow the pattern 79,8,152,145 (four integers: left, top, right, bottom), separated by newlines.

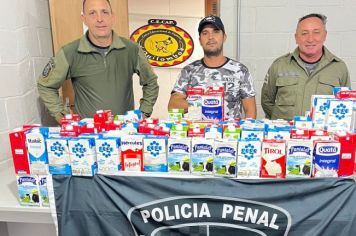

298,13,327,26
83,0,112,13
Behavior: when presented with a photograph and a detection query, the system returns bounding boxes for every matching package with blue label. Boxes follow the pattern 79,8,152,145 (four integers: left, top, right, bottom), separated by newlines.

167,137,191,174
286,139,313,178
191,137,214,175
46,137,72,175
96,137,121,175
68,137,97,176
26,127,49,175
237,139,261,178
16,175,40,207
144,136,168,172
326,99,353,132
313,140,340,177
213,139,237,177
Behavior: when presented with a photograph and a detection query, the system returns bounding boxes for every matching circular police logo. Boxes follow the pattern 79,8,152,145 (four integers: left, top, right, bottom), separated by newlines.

130,19,194,67
42,58,55,78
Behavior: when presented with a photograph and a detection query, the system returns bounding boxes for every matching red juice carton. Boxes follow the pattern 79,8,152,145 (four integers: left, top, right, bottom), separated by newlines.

93,110,112,124
313,141,340,177
290,129,310,139
121,135,144,171
261,139,286,178
334,132,356,177
9,127,31,174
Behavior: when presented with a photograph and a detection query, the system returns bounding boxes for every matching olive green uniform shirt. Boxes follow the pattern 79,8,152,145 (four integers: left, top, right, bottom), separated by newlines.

37,32,159,120
261,47,350,120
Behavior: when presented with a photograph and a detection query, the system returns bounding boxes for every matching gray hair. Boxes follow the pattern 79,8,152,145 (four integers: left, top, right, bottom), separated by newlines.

82,0,112,13
298,13,327,27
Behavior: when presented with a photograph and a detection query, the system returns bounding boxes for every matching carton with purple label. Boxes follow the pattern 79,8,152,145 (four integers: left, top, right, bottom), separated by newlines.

68,137,97,176
46,137,72,175
26,127,49,175
96,137,121,175
237,140,261,178
286,139,313,178
144,136,168,172
313,141,340,177
16,175,40,207
167,138,191,174
191,138,214,175
213,139,237,177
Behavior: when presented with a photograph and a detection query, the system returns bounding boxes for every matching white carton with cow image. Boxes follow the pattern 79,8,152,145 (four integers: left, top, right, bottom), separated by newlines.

191,138,214,175
16,175,40,207
286,139,313,178
167,138,191,174
213,139,237,177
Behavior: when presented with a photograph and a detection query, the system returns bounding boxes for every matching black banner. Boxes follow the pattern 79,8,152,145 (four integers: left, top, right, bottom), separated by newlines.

52,175,356,236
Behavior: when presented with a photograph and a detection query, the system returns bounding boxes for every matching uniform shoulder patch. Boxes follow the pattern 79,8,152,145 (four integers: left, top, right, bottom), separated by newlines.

42,58,55,78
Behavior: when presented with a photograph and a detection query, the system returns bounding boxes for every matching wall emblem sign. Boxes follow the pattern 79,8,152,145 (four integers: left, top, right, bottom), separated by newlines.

130,19,194,67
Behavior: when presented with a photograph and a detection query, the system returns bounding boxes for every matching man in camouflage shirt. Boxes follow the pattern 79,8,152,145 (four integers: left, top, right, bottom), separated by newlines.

168,16,256,119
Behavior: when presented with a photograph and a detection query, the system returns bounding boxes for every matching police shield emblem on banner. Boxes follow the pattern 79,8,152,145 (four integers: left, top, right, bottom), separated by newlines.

130,19,194,67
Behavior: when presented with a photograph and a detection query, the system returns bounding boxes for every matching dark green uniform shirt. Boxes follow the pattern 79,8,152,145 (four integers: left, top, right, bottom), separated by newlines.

38,32,159,120
261,47,350,120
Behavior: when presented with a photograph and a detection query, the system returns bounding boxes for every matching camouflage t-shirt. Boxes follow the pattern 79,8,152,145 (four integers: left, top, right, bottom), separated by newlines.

172,58,256,119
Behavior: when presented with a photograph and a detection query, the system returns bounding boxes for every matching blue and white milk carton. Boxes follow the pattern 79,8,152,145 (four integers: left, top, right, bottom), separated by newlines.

16,175,40,207
286,139,313,178
201,96,223,121
167,138,191,174
311,95,334,129
326,99,353,132
313,141,340,177
96,137,121,175
213,139,237,177
26,127,49,175
266,125,291,140
68,137,97,176
38,175,49,207
240,124,265,141
46,137,72,175
191,137,214,175
237,140,261,178
144,136,168,172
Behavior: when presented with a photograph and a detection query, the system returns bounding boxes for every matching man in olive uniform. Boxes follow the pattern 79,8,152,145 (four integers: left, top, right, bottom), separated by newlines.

261,13,350,120
38,0,159,122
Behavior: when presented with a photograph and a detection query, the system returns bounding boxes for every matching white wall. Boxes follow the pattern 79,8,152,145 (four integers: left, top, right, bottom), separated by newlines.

222,0,356,119
0,0,51,165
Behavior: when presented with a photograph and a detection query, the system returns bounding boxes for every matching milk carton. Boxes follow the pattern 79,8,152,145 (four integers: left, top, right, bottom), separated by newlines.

333,132,356,177
326,99,353,132
266,125,290,140
286,139,313,178
313,141,340,177
46,137,72,175
237,140,261,178
9,127,31,174
240,124,265,141
68,137,97,176
38,176,49,207
311,95,334,129
213,139,237,177
223,125,241,140
96,137,121,175
187,87,204,120
261,140,286,178
26,127,49,175
201,95,223,121
191,138,214,175
16,175,40,207
167,138,191,174
121,135,144,171
144,136,168,172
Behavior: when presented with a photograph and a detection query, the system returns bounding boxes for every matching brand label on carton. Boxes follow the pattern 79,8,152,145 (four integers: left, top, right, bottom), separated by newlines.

313,142,340,177
144,137,168,172
237,140,261,178
167,138,191,173
213,139,237,177
96,137,121,175
191,138,214,175
286,140,313,178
